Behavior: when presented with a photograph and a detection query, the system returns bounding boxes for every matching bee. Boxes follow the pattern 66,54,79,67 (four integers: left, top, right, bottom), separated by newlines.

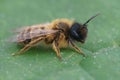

11,13,99,60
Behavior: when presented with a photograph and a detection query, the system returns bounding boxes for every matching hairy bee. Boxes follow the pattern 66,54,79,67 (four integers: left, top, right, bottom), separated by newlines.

12,13,99,60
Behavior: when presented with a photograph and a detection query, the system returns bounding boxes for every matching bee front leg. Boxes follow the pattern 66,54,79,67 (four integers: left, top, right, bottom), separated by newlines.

69,39,86,57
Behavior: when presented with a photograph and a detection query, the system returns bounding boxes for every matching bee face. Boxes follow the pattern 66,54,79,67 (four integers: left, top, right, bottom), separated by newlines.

69,13,100,43
70,23,88,43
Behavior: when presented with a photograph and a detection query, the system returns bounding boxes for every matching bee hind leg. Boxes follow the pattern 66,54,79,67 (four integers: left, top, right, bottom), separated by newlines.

69,39,86,57
12,44,31,56
12,37,43,56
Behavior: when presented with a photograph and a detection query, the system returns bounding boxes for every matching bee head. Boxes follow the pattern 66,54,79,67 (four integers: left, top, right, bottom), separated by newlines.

70,13,99,43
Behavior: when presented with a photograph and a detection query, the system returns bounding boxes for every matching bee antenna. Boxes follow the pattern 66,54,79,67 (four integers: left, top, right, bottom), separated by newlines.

83,13,100,26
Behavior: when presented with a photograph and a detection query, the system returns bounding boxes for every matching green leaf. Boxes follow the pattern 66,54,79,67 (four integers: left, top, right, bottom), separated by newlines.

0,0,120,80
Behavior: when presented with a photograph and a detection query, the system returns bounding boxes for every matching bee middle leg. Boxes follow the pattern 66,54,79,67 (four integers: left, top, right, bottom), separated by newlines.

12,37,43,56
52,41,62,60
69,39,86,57
52,32,62,60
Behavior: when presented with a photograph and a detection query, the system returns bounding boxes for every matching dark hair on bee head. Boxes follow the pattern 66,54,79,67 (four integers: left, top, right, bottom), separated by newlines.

70,23,87,43
70,13,100,43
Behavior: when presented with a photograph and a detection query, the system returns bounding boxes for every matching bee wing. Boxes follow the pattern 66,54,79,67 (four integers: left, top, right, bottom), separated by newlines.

9,23,58,42
26,29,58,39
10,29,58,43
12,23,50,33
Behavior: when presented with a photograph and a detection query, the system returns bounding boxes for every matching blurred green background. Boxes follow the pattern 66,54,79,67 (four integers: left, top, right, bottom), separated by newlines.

0,0,120,80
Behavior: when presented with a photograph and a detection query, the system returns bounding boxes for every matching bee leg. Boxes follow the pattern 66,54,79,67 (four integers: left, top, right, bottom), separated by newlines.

12,37,43,56
69,39,86,57
52,32,62,60
52,41,62,60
